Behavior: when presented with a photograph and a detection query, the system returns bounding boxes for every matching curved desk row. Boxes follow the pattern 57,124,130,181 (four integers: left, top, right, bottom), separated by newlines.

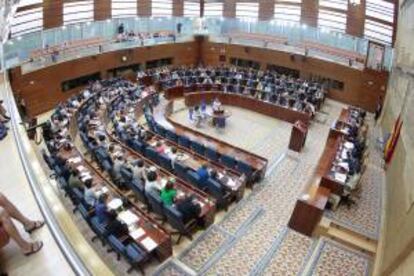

288,107,360,236
152,99,268,181
54,94,174,261
183,91,312,125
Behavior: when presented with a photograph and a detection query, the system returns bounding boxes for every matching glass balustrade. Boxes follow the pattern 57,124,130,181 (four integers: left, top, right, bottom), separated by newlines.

1,16,394,72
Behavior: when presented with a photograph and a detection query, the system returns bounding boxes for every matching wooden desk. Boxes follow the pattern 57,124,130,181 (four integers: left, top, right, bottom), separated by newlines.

184,91,311,125
288,186,330,236
57,146,173,260
288,128,343,236
152,100,268,182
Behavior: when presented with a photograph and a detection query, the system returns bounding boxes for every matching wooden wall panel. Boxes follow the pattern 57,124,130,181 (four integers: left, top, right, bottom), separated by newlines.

202,41,388,112
346,0,366,37
259,0,274,21
43,0,63,29
173,0,184,17
10,42,198,117
223,0,236,18
94,0,111,21
10,40,388,117
301,0,318,27
138,0,151,17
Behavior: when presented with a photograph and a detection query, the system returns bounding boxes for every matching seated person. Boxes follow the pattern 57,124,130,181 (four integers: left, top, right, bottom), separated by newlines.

95,193,109,223
193,106,203,127
160,178,177,206
167,147,178,168
83,179,97,207
113,155,125,182
212,98,222,112
68,169,83,189
345,171,361,191
103,210,129,237
131,159,145,181
196,163,210,184
155,141,166,154
175,195,202,223
145,169,162,193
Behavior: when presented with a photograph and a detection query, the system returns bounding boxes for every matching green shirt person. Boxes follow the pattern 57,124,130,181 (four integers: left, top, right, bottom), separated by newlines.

160,178,177,206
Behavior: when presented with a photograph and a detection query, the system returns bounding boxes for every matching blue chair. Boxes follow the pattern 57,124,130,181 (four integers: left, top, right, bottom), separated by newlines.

125,243,147,274
90,216,107,246
190,141,206,156
236,161,254,180
174,162,189,180
163,205,197,244
145,147,160,163
206,178,232,210
186,170,207,191
205,147,220,162
101,159,113,173
159,154,173,172
129,140,144,154
155,124,166,137
78,202,93,221
178,136,191,148
107,235,126,261
127,178,147,205
146,190,165,222
120,167,133,183
220,154,237,169
165,129,178,143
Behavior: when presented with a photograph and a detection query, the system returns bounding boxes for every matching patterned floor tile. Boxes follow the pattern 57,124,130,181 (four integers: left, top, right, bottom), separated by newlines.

153,260,193,276
307,238,372,276
178,225,233,272
261,230,315,276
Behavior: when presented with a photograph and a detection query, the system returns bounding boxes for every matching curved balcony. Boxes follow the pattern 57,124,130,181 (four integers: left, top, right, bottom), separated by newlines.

1,16,393,73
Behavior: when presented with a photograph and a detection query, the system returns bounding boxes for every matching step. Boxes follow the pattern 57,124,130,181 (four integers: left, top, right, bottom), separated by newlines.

325,226,377,256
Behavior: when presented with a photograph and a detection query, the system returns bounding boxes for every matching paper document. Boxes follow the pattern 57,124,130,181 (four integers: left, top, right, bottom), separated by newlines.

118,210,140,226
334,173,347,183
108,198,123,210
130,228,146,240
141,237,158,251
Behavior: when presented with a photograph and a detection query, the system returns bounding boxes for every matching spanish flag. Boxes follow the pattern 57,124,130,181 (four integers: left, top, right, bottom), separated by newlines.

384,114,403,164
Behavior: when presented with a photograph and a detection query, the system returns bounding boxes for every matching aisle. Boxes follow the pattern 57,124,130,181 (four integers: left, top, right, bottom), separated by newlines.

0,132,73,275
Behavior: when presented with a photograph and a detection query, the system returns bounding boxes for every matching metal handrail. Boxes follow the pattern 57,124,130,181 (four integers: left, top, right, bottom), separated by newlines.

2,72,90,276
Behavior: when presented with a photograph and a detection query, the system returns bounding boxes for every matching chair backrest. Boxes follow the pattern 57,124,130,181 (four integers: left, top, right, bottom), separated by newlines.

120,167,133,182
163,205,186,232
178,136,191,148
127,178,147,204
205,147,220,162
166,130,178,143
206,178,227,208
159,153,173,171
186,170,205,190
191,141,206,155
145,147,160,163
236,161,253,177
107,234,126,254
174,162,189,180
146,190,164,218
130,140,144,154
221,154,237,169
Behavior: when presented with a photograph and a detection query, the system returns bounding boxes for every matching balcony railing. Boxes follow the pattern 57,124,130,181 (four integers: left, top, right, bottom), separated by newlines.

1,16,394,73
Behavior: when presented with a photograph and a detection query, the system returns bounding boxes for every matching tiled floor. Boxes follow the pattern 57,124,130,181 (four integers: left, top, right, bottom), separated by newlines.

154,99,379,276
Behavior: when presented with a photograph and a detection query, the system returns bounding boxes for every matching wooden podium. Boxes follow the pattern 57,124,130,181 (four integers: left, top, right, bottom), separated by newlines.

289,120,308,152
